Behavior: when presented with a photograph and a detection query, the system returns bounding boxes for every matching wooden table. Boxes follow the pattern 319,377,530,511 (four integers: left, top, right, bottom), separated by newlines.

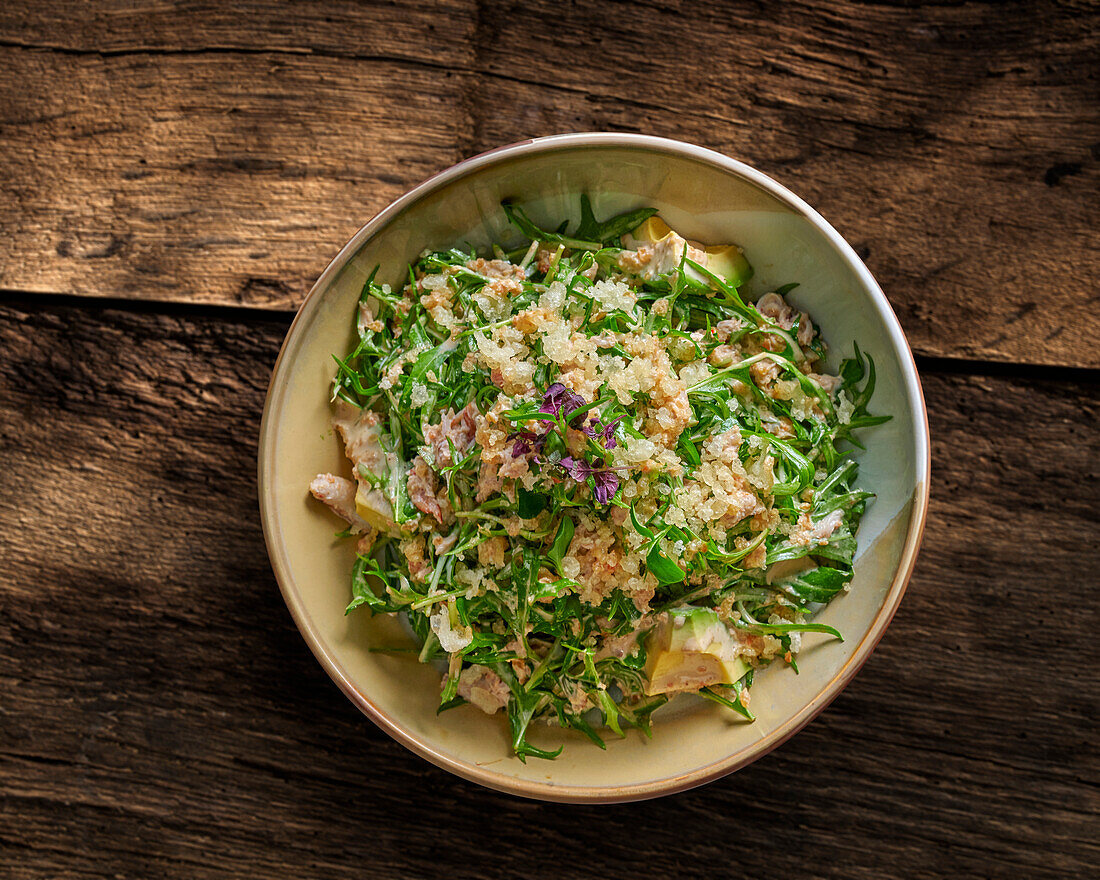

1,2,1096,877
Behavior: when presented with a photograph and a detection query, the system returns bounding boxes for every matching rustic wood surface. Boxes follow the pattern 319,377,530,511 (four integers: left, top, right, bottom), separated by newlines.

0,2,1097,878
1,0,1098,365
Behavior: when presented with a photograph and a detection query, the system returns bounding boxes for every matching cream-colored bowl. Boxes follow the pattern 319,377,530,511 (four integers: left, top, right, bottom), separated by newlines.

258,133,929,802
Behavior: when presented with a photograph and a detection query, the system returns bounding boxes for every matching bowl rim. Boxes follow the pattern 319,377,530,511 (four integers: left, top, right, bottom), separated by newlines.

258,132,931,803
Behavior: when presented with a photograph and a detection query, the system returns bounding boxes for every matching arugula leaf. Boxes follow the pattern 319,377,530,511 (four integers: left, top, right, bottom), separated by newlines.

346,555,400,615
615,693,668,738
500,680,562,762
547,516,575,572
517,487,548,519
646,541,686,586
779,565,849,606
551,697,607,749
574,194,659,245
700,684,755,721
811,521,858,567
399,340,456,411
629,504,655,538
502,201,601,250
589,688,625,738
677,428,702,468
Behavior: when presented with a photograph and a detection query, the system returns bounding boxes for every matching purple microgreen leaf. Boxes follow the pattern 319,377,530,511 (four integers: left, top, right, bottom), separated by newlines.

597,417,622,449
592,469,620,505
541,382,587,425
558,456,591,482
509,428,550,458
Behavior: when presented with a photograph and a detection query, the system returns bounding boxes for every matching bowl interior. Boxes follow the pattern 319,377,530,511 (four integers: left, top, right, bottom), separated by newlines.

260,139,927,801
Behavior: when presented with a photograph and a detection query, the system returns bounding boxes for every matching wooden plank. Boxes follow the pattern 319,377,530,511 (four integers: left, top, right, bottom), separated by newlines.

0,0,478,60
0,1,1098,366
0,298,1095,878
0,48,470,309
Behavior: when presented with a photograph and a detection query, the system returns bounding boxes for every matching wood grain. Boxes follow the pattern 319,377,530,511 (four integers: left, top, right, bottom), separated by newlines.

0,296,1095,878
1,1,1098,365
1,3,1097,876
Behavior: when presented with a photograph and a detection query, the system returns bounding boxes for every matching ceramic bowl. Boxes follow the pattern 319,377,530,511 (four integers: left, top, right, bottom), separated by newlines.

258,133,930,803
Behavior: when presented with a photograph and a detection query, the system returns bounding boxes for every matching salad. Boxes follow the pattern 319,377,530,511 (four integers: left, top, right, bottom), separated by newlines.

310,197,888,760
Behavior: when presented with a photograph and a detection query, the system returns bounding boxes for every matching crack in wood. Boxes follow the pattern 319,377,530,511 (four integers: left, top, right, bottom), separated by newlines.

2,288,1097,381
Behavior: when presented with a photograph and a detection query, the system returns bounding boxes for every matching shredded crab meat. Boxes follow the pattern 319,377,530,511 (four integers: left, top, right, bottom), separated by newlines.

456,665,511,714
309,474,369,533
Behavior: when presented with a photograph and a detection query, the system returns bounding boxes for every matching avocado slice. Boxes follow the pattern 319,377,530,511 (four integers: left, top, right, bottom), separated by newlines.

344,417,401,536
628,215,674,244
701,243,753,289
624,217,753,288
643,607,751,696
355,482,399,535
